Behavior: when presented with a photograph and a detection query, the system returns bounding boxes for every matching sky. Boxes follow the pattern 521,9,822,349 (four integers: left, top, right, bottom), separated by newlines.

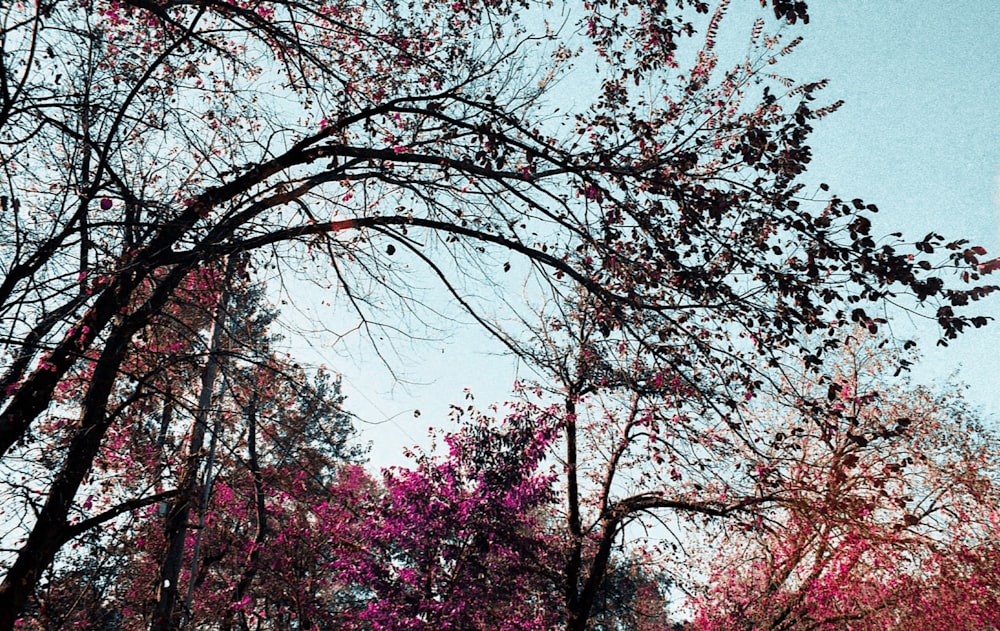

289,2,1000,465
773,2,1000,413
784,2,999,251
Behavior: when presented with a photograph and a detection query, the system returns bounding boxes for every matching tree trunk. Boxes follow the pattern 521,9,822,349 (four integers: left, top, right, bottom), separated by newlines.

220,395,267,631
150,258,236,631
0,325,133,630
0,259,198,629
562,396,587,631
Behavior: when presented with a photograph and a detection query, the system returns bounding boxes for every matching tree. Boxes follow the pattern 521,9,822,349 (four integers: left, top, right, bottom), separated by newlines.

333,406,563,630
688,336,1000,630
14,268,362,630
0,0,995,628
501,304,772,630
21,400,560,630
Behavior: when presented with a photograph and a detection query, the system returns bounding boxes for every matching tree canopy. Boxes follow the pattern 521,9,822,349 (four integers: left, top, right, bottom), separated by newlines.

0,0,996,629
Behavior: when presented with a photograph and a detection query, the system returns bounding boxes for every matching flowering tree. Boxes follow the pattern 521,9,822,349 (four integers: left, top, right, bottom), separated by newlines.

0,0,996,628
333,407,562,630
503,305,769,630
689,336,1000,630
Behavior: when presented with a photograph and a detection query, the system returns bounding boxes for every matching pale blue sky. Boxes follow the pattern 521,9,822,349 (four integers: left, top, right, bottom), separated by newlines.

786,2,999,244
774,2,1000,415
300,2,1000,463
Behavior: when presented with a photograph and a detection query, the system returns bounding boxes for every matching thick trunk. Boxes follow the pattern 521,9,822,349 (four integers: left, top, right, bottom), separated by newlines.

562,390,622,631
0,326,131,630
0,254,200,628
566,515,620,631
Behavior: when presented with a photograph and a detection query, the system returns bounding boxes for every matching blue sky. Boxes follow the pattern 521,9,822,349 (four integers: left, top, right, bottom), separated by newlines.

312,2,1000,463
787,2,999,245
776,2,1000,416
